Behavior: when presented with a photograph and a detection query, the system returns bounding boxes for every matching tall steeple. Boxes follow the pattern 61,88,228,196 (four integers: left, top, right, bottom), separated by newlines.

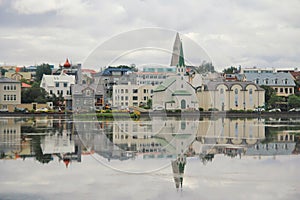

170,32,181,67
170,33,186,76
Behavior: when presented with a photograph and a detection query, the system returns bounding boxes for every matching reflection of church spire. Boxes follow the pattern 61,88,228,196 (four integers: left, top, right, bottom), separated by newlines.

172,154,186,190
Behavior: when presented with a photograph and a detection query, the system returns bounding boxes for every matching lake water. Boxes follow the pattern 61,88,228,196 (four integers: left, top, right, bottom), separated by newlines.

1,115,300,200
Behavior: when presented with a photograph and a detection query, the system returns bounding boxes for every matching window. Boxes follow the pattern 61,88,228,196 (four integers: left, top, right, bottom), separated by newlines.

285,88,288,94
133,96,138,101
144,96,147,100
133,89,138,93
256,79,259,84
7,95,10,101
275,88,278,92
280,88,283,93
64,82,68,87
249,89,253,95
14,95,16,101
4,85,6,90
4,95,6,101
284,79,288,84
125,89,128,93
61,90,63,95
121,96,124,100
234,88,238,94
144,89,147,93
265,79,269,84
220,88,224,94
275,79,278,84
125,96,128,100
57,90,60,95
50,90,53,95
56,82,59,87
121,89,124,93
289,88,293,94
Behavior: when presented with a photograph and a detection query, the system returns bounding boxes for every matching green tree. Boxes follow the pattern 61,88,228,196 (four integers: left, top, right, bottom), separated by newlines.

21,83,48,103
288,95,300,108
268,94,284,108
260,85,276,104
196,61,215,74
223,66,238,74
0,67,8,76
35,63,52,82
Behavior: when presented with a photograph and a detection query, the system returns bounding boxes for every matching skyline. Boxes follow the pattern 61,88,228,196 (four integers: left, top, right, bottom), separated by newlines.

0,0,300,70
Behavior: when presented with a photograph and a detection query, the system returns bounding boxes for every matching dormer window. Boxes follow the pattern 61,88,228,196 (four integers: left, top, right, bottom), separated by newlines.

265,78,269,84
256,78,259,84
275,79,278,84
284,79,288,84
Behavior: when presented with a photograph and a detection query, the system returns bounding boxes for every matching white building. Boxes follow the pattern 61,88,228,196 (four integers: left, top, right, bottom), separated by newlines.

197,81,265,111
40,73,75,99
112,83,155,107
0,77,21,112
135,66,176,85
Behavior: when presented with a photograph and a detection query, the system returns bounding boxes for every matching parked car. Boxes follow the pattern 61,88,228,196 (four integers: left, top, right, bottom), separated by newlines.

0,108,8,112
268,108,281,112
153,105,165,111
288,108,300,112
14,107,28,113
36,108,49,113
254,107,265,112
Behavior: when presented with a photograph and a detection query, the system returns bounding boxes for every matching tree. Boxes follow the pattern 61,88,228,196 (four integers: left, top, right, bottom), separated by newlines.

0,67,8,76
35,63,52,82
223,66,238,74
196,61,215,74
260,85,276,104
288,95,300,108
21,83,48,103
268,94,284,108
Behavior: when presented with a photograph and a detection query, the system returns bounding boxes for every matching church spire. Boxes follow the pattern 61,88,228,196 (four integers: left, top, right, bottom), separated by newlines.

170,32,186,75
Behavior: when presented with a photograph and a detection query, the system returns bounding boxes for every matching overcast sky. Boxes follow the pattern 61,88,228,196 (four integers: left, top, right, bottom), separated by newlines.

0,0,300,71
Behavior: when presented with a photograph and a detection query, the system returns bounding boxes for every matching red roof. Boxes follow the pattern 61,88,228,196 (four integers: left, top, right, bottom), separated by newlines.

82,69,97,74
63,58,71,68
22,82,31,88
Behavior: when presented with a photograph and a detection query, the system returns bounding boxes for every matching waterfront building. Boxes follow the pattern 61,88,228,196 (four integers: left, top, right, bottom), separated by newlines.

152,33,199,111
197,81,265,111
40,72,75,108
244,71,295,97
112,83,154,107
0,77,21,112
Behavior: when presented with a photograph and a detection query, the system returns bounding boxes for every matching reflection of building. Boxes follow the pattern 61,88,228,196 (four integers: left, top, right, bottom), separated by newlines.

0,118,22,158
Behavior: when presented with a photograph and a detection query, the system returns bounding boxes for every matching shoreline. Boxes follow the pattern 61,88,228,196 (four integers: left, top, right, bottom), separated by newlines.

0,111,299,118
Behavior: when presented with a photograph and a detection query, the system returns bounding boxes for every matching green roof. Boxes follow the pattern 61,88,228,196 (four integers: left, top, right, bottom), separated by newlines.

172,90,192,96
154,77,176,92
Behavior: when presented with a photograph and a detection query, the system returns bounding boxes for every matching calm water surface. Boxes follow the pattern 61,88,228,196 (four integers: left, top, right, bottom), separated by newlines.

1,115,300,200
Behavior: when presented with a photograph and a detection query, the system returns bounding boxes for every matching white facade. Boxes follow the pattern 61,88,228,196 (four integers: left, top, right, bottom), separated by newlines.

112,83,155,107
197,81,265,111
40,73,75,99
152,75,198,110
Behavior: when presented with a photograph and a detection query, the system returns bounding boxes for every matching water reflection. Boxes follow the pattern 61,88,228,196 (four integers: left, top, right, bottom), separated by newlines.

1,116,300,195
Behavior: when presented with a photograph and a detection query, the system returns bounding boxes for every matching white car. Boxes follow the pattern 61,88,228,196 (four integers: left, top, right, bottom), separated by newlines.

153,105,164,111
254,107,265,112
268,108,281,112
36,108,49,113
288,108,300,112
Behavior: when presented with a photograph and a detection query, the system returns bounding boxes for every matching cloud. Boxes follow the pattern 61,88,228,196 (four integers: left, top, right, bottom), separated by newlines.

0,0,300,69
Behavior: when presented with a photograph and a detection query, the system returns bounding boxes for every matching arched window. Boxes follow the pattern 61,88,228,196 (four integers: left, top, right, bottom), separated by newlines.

235,88,238,94
220,88,224,94
181,99,186,109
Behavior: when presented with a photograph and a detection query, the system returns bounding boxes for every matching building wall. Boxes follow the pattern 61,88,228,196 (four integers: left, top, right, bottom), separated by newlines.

112,84,154,107
197,83,265,111
0,81,21,110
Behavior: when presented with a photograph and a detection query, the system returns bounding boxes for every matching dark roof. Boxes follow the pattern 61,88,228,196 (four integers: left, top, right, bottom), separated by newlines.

100,67,133,76
0,77,20,83
204,81,264,91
